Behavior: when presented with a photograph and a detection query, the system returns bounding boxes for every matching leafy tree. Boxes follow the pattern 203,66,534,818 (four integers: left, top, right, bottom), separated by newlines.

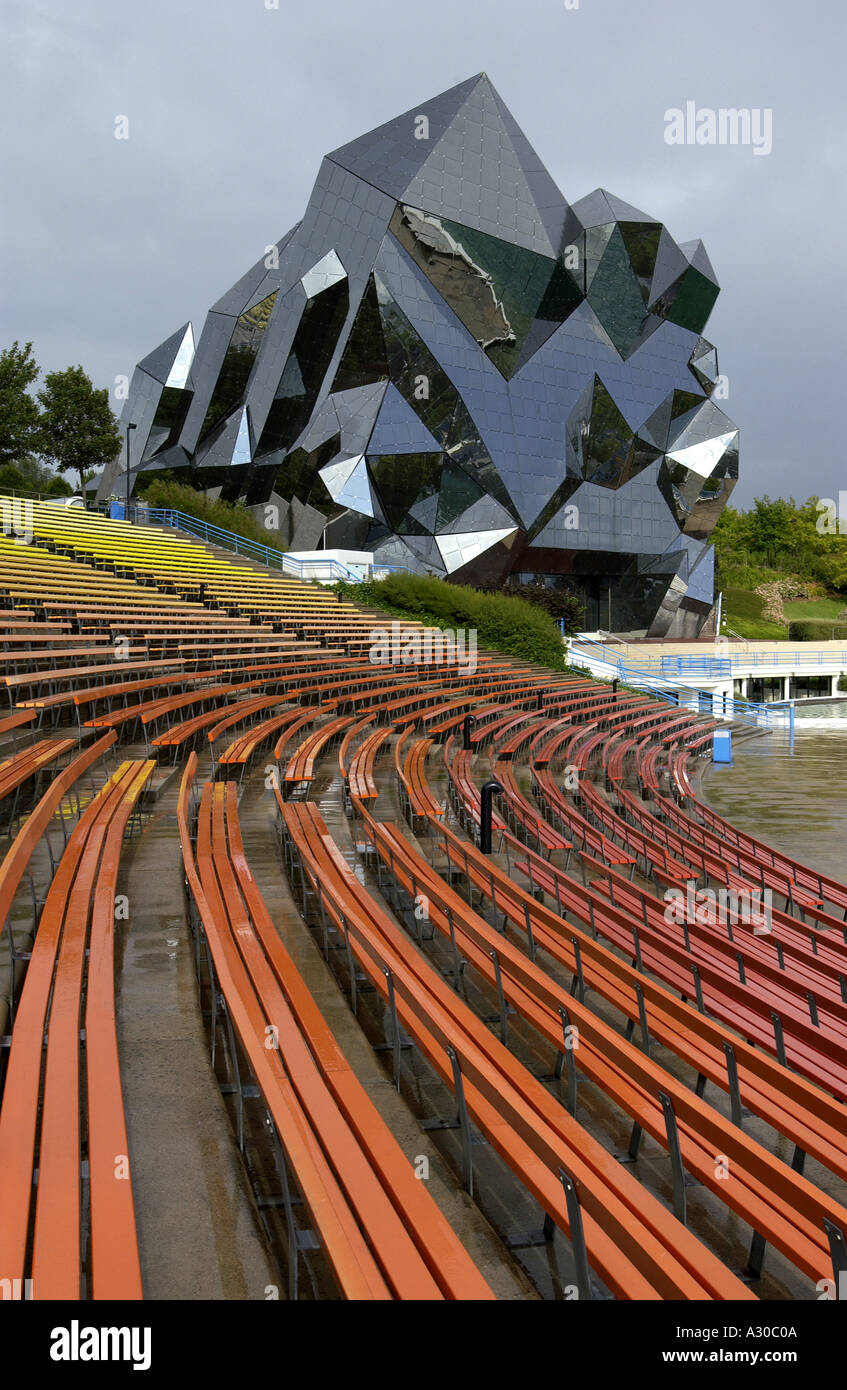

0,463,26,493
714,494,847,597
0,342,40,466
37,365,121,497
748,496,797,563
0,455,72,498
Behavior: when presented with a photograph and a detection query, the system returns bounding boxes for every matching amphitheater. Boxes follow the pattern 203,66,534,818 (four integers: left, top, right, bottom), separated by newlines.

0,498,845,1304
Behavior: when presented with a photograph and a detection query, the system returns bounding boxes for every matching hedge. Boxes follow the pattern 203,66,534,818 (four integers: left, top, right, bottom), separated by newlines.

138,479,286,551
787,620,847,641
336,571,567,669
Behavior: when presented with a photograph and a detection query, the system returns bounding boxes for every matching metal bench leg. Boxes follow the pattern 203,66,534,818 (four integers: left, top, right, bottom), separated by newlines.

558,1168,593,1302
422,1045,476,1199
557,1005,579,1118
569,936,586,1004
723,1041,745,1128
659,1091,689,1226
448,1046,474,1197
824,1220,847,1299
746,1230,767,1282
487,948,510,1045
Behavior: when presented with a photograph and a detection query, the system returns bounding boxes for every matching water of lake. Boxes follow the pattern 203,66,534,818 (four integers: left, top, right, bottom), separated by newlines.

700,718,847,884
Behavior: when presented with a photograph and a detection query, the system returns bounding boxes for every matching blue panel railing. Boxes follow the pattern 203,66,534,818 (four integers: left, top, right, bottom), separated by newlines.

659,655,733,678
569,635,847,678
93,502,414,584
567,635,794,730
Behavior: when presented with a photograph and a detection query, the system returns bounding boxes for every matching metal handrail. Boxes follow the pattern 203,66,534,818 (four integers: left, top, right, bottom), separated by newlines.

92,502,368,583
90,502,414,584
571,636,847,676
567,636,794,730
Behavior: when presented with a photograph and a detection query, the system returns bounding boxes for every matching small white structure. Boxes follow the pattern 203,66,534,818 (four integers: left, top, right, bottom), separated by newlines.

283,549,376,584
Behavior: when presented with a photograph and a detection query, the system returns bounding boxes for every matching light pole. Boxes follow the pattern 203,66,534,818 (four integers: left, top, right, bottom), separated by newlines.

480,779,504,855
125,422,137,518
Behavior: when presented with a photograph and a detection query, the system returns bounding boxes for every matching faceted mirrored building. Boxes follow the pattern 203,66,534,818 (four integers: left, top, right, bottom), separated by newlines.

100,74,738,635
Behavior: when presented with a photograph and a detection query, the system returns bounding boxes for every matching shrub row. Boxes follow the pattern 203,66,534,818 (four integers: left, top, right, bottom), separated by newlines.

787,620,847,641
337,571,567,669
137,479,285,551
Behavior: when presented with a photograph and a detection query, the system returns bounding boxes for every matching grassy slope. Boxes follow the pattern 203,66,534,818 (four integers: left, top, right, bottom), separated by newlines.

721,587,847,641
782,598,846,621
720,586,787,640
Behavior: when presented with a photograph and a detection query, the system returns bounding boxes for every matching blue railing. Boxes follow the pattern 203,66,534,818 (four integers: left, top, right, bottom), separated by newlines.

625,674,794,732
95,502,375,584
717,649,847,669
571,637,847,679
659,655,733,678
566,636,794,730
660,649,847,672
96,502,414,583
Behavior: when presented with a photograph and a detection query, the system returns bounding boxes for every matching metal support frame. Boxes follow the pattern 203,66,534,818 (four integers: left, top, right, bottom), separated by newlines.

631,921,644,974
690,962,705,1013
558,1168,593,1301
722,1041,744,1128
569,936,586,1004
747,1230,767,1282
556,1005,579,1117
422,1045,475,1198
376,966,408,1092
487,949,509,1045
658,1090,689,1226
824,1220,847,1299
268,1123,320,1301
522,902,537,963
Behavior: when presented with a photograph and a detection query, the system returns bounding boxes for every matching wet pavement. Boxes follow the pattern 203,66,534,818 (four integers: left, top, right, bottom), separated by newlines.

115,760,279,1300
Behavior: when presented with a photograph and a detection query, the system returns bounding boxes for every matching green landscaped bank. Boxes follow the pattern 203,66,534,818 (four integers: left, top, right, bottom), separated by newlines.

714,496,847,639
334,571,567,670
137,478,288,552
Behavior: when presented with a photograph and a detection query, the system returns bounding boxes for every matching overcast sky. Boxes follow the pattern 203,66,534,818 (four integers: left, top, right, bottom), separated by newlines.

2,0,844,507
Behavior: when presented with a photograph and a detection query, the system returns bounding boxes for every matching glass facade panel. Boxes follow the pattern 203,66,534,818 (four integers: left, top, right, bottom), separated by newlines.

256,279,349,457
198,292,277,443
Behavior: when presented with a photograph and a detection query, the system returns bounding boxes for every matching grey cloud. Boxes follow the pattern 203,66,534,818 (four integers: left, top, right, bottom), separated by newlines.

1,0,844,506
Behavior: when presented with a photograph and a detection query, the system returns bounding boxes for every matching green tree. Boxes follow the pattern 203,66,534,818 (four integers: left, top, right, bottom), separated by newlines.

748,496,797,563
37,366,121,497
0,341,40,466
0,455,72,498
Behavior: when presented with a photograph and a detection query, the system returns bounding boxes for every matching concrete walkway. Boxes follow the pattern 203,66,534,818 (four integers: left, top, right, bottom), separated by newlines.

115,776,278,1300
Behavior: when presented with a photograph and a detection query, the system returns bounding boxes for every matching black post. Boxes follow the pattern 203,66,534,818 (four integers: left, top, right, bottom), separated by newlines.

480,779,503,855
462,713,477,751
612,678,618,696
536,689,544,711
125,421,137,517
